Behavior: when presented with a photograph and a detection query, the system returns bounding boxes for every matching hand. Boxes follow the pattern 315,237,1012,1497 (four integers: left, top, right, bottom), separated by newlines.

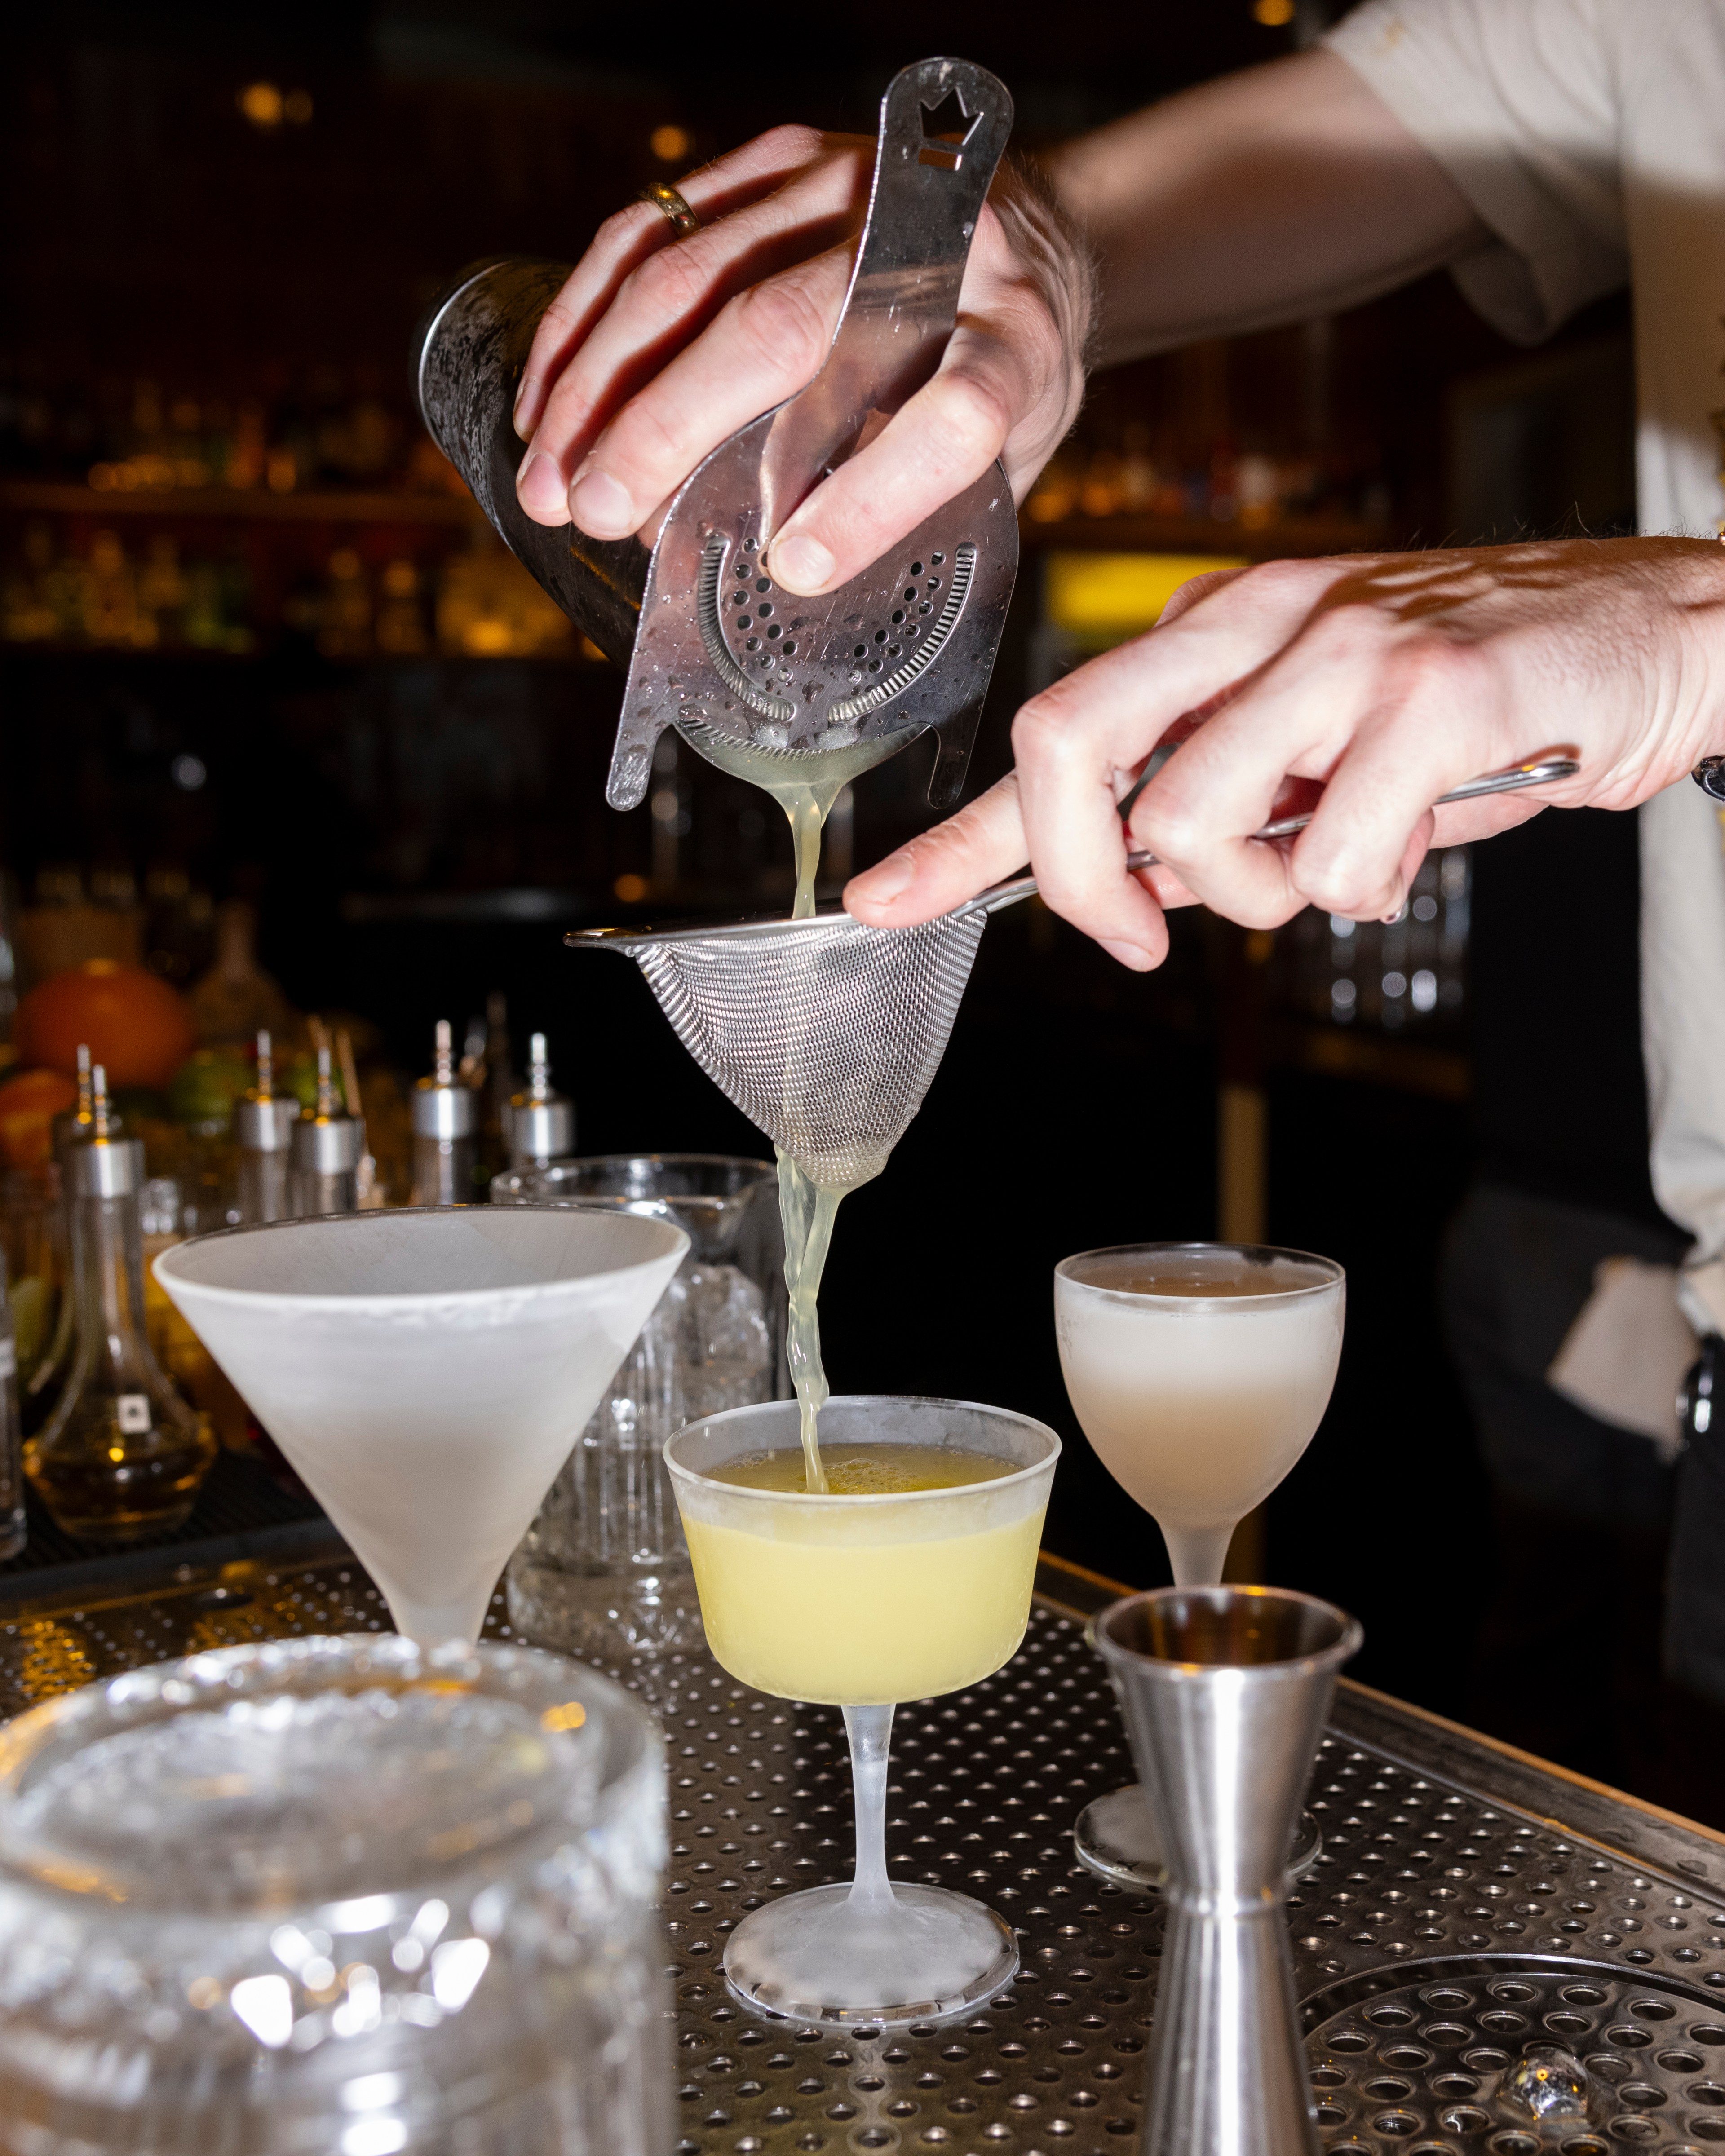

844,538,1725,966
511,128,1092,595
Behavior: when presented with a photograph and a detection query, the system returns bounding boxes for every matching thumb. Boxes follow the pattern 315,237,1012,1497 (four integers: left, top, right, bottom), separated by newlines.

845,771,1028,925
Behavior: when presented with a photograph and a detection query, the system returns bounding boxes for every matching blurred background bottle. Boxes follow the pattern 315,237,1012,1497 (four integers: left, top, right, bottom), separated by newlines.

410,1018,476,1205
0,1257,27,1558
25,1065,215,1541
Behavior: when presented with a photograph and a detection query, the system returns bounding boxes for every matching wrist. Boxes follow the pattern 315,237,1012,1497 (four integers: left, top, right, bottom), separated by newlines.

1657,536,1725,776
987,153,1097,394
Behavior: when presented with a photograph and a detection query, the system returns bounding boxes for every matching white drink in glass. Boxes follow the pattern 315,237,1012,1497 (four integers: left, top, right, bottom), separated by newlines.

1055,1242,1344,1887
1056,1245,1345,1587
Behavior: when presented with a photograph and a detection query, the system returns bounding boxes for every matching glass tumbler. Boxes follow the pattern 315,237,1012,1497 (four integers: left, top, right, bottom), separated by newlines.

493,1154,785,1659
0,1633,670,2156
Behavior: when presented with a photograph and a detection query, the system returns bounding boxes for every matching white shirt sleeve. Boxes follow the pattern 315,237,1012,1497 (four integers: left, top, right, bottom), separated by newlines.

1325,0,1630,343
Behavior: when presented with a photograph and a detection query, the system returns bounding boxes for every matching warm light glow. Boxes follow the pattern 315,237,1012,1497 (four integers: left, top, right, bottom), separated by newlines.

1044,552,1249,638
540,1700,586,1733
238,82,284,129
650,124,691,163
613,873,650,904
1253,0,1296,22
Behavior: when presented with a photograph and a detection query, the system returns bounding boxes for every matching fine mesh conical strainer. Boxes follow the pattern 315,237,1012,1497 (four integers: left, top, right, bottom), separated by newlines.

571,755,1579,1189
569,879,1033,1190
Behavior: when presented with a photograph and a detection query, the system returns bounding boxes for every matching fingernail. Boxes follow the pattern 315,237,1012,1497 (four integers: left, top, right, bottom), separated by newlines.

516,447,565,516
568,466,633,535
852,854,913,906
512,377,533,439
1099,938,1154,972
770,535,835,592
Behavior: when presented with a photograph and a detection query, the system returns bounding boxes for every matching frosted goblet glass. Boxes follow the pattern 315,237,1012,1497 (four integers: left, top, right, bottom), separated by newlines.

667,1394,1058,2025
1055,1242,1344,1891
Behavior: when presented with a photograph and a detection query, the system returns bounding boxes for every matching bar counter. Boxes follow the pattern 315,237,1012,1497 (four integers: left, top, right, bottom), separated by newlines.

4,1533,1722,2156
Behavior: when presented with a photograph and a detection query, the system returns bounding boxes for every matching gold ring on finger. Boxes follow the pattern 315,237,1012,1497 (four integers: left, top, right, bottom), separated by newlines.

637,181,701,238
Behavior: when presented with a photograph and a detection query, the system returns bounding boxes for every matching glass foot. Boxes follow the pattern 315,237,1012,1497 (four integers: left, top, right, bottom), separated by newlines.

1072,1784,1323,1891
722,1883,1018,2025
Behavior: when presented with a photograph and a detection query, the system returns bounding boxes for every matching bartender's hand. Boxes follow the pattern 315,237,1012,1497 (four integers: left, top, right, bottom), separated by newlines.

844,538,1725,969
510,127,1091,594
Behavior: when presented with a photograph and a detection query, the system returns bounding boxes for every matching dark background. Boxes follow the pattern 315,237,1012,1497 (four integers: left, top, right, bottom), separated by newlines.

1,2,1677,1797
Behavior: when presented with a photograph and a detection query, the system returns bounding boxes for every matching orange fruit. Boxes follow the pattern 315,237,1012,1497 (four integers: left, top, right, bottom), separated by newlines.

15,961,197,1091
0,1068,78,1168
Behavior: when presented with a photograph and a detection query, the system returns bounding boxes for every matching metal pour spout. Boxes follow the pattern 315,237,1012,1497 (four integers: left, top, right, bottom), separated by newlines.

1094,1586,1362,2156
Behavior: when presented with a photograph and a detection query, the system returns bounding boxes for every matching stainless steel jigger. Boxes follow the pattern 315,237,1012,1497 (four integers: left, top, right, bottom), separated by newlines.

1093,1587,1362,2156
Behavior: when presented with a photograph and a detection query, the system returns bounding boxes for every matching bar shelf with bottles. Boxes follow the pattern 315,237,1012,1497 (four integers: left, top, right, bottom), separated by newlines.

0,365,602,660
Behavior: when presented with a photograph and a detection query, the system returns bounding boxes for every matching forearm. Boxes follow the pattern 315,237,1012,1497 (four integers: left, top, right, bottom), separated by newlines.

1046,49,1487,366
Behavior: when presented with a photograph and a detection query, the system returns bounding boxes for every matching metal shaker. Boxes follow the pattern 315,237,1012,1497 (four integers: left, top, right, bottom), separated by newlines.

1094,1587,1362,2156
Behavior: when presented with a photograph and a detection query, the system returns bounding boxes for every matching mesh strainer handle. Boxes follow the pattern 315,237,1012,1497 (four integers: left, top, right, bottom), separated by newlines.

1115,751,1577,873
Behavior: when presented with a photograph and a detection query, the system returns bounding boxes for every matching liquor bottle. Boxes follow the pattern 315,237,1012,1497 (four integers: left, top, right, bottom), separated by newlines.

234,1029,297,1224
25,1066,215,1542
188,898,292,1045
481,989,513,1173
507,1033,574,1169
0,1255,26,1558
23,1046,102,1432
289,1047,362,1216
410,1019,476,1206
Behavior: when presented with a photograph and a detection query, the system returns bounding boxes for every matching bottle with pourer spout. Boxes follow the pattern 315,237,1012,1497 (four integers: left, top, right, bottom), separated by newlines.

24,1045,107,1433
506,1033,575,1169
290,1047,363,1217
411,1019,477,1205
26,1065,216,1542
234,1029,299,1225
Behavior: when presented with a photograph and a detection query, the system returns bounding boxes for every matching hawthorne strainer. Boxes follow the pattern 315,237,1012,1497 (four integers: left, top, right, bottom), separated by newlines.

569,878,1034,1189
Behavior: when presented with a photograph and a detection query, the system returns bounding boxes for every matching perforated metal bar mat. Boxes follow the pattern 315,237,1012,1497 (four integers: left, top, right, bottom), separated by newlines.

2,1549,1723,2155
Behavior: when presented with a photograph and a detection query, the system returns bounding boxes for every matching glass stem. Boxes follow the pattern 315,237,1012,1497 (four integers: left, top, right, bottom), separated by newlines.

1161,1521,1236,1588
843,1703,895,1915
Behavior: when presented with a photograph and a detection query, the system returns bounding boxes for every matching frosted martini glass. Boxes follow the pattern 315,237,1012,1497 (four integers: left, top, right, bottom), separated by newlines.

667,1394,1059,2025
1054,1241,1344,1891
154,1205,687,1645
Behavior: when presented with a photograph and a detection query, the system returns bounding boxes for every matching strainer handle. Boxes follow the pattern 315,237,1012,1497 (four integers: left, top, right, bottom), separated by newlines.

969,751,1577,913
760,59,1014,527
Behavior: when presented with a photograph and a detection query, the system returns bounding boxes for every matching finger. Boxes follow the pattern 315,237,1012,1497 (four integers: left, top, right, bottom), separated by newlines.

845,768,1196,937
845,771,1029,922
513,125,842,440
1157,564,1249,625
1123,585,1486,924
1005,569,1345,950
563,246,854,542
1012,685,1175,968
768,314,1041,594
519,154,866,527
769,221,1071,592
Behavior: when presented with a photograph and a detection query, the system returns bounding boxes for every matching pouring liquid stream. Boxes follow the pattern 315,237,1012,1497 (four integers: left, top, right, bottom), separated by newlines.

677,725,913,1493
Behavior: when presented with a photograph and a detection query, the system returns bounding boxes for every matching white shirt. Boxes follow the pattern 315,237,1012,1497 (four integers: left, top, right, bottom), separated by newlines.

1329,0,1725,1321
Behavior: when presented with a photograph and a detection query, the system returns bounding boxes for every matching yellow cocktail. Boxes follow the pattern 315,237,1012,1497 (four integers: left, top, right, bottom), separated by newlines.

664,1395,1059,2026
681,1440,1043,1704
